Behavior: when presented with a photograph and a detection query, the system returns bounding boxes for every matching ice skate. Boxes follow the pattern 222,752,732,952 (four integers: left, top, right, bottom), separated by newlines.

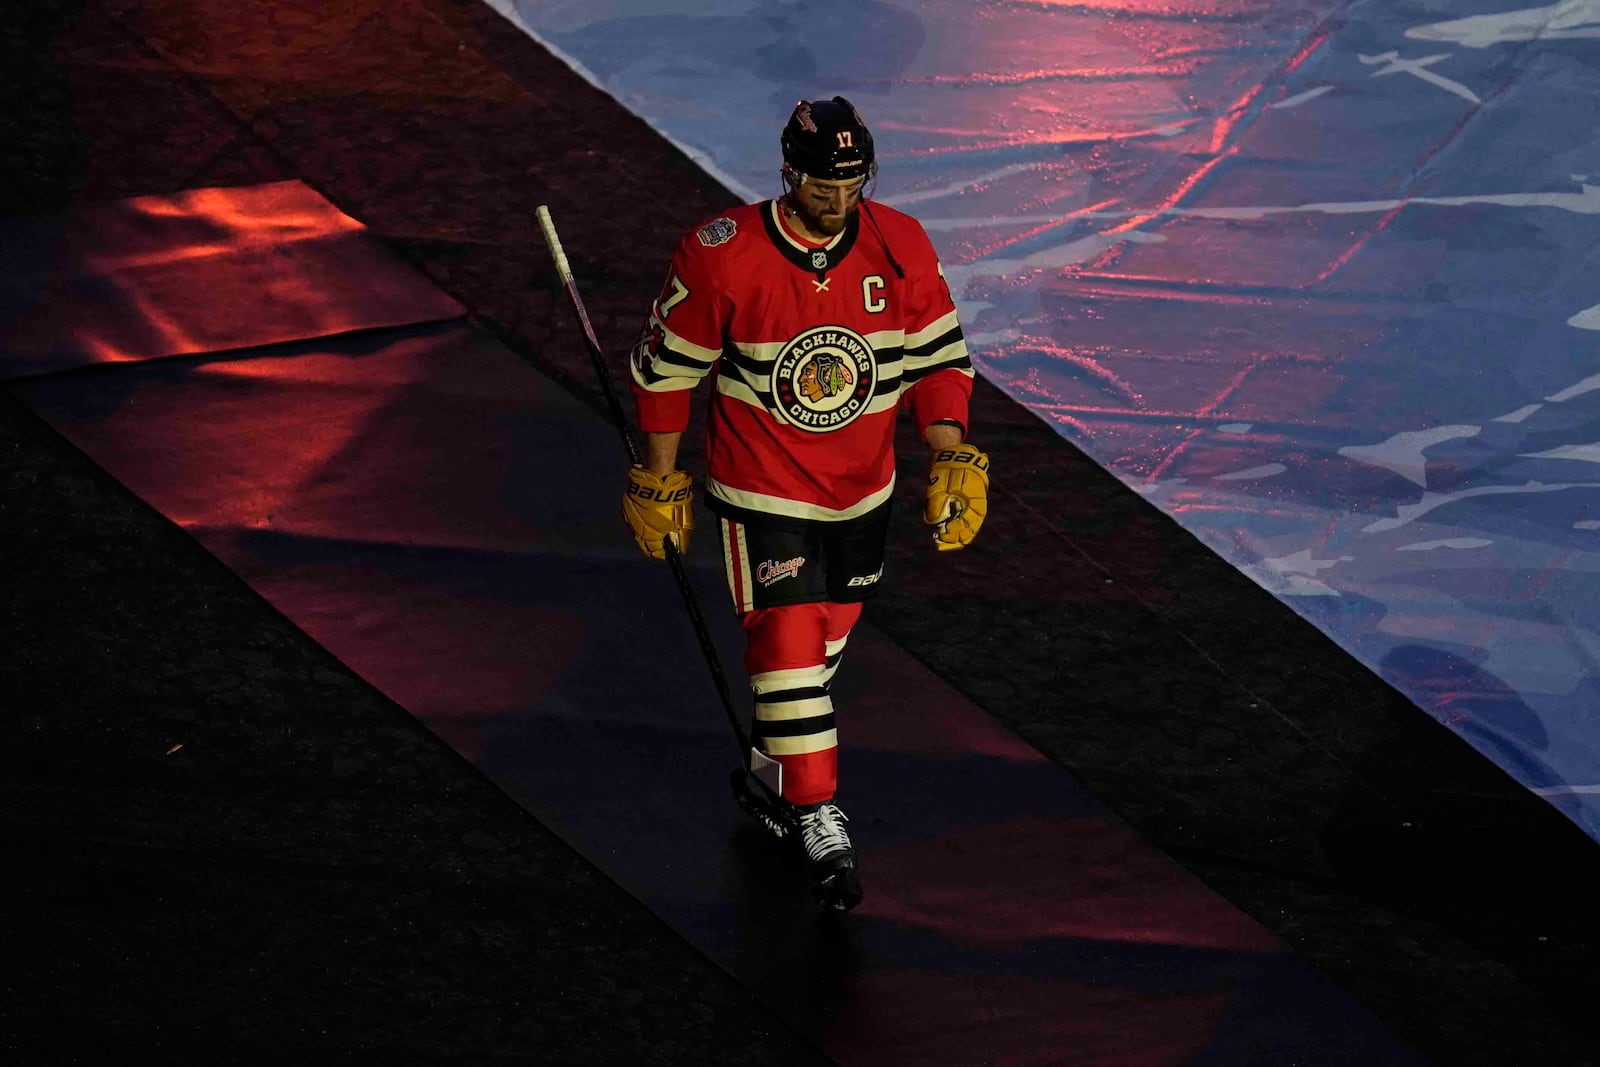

798,800,862,912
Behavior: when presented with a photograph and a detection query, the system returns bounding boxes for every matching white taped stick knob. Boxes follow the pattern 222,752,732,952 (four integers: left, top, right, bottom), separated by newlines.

535,204,573,283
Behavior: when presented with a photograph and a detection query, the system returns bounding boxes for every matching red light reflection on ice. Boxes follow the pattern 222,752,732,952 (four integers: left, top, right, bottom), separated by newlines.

828,969,1229,1067
960,197,1124,264
1101,147,1237,247
883,62,1201,86
1007,338,1145,406
1000,0,1249,14
1310,199,1406,285
891,120,1204,156
856,814,1282,953
1077,24,1333,267
1147,363,1257,478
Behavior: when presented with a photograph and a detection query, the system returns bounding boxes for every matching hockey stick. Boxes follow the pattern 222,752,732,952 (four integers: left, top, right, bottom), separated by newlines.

535,205,793,832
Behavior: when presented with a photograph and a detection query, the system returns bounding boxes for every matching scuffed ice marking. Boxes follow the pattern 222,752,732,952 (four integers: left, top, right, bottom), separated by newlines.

941,186,1600,290
1546,372,1600,401
1359,52,1481,105
949,230,1168,278
1270,85,1336,109
929,184,1600,238
1339,426,1482,487
1239,549,1352,597
1406,0,1600,48
1524,443,1600,463
1216,463,1286,481
1568,304,1600,330
882,163,1059,208
1170,182,1600,221
1496,405,1543,423
1364,482,1600,533
1396,537,1493,551
1131,478,1187,501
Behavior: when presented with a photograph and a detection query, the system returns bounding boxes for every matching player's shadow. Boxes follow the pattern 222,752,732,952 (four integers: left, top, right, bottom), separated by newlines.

718,815,867,1029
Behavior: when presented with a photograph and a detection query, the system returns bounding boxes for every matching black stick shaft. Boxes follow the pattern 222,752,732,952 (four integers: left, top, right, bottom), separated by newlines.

536,205,754,758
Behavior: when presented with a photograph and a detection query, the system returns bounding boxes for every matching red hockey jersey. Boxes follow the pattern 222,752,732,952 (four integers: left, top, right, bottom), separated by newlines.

629,198,972,523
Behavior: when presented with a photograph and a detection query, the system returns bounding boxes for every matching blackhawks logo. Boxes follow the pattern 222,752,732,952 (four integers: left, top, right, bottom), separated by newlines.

772,325,876,432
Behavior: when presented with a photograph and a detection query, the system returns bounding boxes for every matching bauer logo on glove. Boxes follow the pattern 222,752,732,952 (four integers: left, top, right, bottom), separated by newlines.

924,445,989,551
623,465,694,558
625,480,692,504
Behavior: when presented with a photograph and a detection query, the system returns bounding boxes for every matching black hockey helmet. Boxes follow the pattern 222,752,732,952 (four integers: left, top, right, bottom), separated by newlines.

781,96,875,182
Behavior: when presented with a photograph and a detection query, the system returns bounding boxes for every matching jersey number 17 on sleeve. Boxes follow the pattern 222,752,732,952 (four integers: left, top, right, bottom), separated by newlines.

658,273,690,319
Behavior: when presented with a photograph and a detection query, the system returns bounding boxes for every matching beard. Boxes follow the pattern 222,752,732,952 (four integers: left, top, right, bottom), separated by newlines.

791,195,858,237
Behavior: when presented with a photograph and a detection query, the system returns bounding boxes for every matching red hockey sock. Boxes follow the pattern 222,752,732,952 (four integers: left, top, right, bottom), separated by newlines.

742,603,837,805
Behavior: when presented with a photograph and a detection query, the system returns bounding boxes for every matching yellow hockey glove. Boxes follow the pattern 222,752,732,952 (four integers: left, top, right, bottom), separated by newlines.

623,465,694,559
924,445,989,551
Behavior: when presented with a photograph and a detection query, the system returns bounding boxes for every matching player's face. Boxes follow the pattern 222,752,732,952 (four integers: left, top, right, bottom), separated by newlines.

791,175,867,237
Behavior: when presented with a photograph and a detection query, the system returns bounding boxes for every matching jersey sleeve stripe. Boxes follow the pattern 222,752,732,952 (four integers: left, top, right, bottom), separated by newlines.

905,308,962,350
632,362,701,391
904,324,965,364
648,347,717,374
656,323,720,364
902,350,973,383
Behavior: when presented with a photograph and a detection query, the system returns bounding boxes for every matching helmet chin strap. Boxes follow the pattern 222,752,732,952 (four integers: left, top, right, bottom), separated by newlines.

779,165,808,218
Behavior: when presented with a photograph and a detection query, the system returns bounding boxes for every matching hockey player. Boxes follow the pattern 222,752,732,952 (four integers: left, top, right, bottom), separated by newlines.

622,96,989,912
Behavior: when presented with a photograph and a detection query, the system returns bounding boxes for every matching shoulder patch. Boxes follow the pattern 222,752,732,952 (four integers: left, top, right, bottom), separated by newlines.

696,217,738,247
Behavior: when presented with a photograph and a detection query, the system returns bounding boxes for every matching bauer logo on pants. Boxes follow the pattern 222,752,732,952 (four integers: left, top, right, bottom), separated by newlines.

846,566,883,588
772,325,876,433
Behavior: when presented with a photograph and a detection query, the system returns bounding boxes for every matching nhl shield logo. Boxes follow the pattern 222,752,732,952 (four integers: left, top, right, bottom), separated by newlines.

810,249,829,271
772,325,877,433
697,217,738,247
